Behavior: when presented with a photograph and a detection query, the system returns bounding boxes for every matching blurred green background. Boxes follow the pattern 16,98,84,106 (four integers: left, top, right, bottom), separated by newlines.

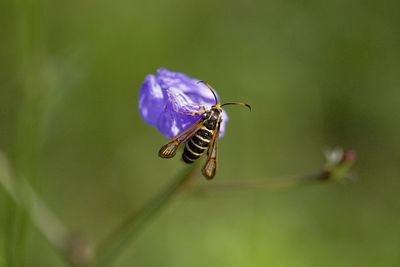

1,0,400,266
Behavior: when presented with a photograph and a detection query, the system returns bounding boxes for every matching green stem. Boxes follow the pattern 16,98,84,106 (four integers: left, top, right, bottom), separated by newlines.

191,149,356,194
191,172,330,194
0,146,355,267
94,165,199,267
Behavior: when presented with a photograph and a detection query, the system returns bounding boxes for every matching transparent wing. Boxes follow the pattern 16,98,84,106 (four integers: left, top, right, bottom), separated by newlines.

159,119,204,158
201,126,220,179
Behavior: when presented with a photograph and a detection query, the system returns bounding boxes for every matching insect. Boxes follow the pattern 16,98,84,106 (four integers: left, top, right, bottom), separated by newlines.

158,81,250,179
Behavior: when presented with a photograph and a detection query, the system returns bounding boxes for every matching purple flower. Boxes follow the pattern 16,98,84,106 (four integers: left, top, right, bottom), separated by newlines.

138,68,228,139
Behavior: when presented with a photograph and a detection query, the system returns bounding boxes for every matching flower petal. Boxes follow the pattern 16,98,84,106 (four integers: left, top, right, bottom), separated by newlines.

138,74,166,127
156,86,203,138
138,68,229,139
219,110,228,138
166,87,202,115
156,68,217,107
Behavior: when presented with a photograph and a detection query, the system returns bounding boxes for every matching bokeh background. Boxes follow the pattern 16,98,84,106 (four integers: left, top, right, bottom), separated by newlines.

1,0,400,266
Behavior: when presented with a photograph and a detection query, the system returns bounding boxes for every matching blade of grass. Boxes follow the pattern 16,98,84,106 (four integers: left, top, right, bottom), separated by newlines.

0,152,80,266
10,0,51,265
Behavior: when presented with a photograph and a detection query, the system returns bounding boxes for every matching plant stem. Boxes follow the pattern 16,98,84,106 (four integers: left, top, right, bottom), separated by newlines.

0,148,355,267
191,172,329,194
191,149,356,194
93,164,199,267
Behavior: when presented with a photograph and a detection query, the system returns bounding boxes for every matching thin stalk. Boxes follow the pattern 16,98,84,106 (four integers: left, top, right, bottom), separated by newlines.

94,164,199,267
192,149,356,194
191,172,333,195
0,147,355,267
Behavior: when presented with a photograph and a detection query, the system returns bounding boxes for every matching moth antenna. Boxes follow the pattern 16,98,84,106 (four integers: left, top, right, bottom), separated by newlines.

221,102,251,111
198,80,218,105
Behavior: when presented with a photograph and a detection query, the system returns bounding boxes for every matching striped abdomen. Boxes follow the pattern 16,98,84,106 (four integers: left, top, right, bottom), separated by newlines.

182,109,220,163
182,128,213,163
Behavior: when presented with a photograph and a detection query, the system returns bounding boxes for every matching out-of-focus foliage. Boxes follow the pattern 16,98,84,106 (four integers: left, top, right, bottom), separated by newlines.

1,0,400,266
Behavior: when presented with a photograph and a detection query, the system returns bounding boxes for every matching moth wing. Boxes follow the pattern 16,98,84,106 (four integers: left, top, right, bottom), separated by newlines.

201,125,220,179
159,119,204,158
